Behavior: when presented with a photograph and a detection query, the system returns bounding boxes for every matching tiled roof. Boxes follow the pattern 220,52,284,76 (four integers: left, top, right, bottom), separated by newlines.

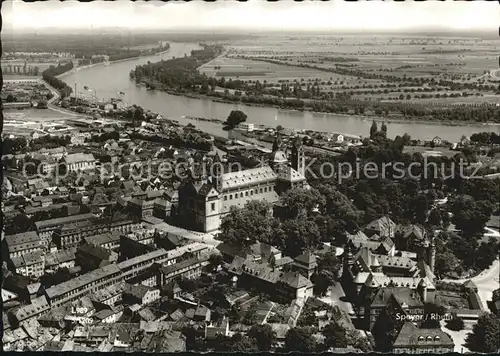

13,295,50,322
117,248,169,271
26,282,41,295
77,243,111,261
34,213,95,230
280,271,313,289
219,166,277,190
365,273,435,290
44,250,76,267
5,231,41,251
197,183,217,197
91,281,126,302
124,283,154,300
394,322,453,347
195,305,210,317
85,231,121,247
365,216,396,234
45,264,121,300
12,251,44,268
138,307,156,322
416,260,436,280
160,256,205,276
294,251,317,265
355,247,381,269
169,309,184,321
376,254,416,270
93,309,115,320
371,287,424,308
63,153,95,164
350,239,381,251
397,224,425,240
270,150,288,163
276,166,306,183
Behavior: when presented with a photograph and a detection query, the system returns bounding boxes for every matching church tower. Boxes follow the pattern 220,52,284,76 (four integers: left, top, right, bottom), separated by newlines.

342,243,355,278
291,136,305,176
270,133,288,173
429,232,436,273
272,133,283,152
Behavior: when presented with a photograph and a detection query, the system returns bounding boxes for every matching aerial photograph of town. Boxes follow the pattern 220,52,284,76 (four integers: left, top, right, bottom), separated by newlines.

1,0,499,353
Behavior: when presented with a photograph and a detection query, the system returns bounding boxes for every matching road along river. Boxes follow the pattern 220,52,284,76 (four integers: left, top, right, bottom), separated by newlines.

60,42,500,141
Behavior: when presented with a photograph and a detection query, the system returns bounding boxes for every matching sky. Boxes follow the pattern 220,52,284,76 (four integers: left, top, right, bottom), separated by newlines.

3,0,500,33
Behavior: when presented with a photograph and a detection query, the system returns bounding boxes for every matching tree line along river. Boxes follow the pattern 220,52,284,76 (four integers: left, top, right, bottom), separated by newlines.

59,42,500,142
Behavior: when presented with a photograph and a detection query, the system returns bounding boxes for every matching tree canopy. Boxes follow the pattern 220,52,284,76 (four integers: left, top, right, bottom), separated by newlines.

223,110,248,131
465,313,500,353
219,200,275,248
284,327,317,353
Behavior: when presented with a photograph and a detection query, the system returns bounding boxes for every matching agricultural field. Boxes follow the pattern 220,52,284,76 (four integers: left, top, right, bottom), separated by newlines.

200,34,500,106
199,56,335,81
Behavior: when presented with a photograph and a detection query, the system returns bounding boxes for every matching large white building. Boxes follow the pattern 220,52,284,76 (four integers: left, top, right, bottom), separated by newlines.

61,153,96,172
178,136,309,232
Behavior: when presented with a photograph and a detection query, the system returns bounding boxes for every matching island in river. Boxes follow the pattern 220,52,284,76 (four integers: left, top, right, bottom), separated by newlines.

59,42,500,142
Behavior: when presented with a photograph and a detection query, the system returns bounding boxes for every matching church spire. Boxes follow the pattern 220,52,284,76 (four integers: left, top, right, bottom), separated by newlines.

272,132,283,152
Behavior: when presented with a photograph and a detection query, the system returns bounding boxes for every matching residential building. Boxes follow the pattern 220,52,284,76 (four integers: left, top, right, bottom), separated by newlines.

61,153,96,172
4,231,43,259
205,317,230,339
341,243,436,311
122,284,160,306
76,243,118,272
44,250,76,272
90,281,127,307
228,256,314,302
11,251,45,278
292,251,318,279
365,216,397,239
36,147,67,160
238,122,255,132
154,232,189,251
194,305,212,322
84,231,121,251
53,219,109,250
119,235,157,260
35,213,96,243
10,295,50,327
367,287,425,332
157,256,207,286
45,264,124,308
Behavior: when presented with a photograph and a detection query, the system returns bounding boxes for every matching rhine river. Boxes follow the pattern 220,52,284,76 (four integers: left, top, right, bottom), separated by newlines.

60,42,500,141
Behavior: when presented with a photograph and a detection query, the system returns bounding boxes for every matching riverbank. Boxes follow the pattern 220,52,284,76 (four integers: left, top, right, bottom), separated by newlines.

54,42,500,142
141,84,500,129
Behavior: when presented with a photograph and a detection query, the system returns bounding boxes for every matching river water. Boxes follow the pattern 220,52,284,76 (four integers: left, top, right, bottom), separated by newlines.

60,42,500,141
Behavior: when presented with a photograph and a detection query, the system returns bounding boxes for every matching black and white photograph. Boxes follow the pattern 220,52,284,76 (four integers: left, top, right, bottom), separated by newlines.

1,0,500,353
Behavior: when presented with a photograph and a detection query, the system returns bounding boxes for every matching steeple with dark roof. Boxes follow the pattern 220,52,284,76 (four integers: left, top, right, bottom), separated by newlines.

272,133,283,152
291,136,305,176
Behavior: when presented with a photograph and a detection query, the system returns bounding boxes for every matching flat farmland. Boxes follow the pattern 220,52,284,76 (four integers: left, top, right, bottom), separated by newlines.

198,56,334,81
208,34,500,106
225,35,500,81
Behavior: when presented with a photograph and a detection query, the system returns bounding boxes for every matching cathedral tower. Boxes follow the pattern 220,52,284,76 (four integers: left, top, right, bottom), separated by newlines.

272,133,283,152
429,232,436,273
291,136,305,176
